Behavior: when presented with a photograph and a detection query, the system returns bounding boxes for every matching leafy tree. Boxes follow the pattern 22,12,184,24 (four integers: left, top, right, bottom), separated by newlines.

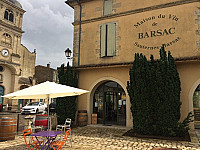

56,62,78,124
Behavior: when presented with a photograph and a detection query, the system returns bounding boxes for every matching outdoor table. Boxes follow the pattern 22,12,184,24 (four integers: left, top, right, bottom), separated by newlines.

31,131,62,150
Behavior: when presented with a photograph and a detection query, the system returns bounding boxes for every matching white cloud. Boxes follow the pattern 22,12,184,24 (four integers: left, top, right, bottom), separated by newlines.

18,0,74,69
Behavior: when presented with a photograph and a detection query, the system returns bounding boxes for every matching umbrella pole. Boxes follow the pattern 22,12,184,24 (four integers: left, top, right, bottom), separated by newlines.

47,97,50,131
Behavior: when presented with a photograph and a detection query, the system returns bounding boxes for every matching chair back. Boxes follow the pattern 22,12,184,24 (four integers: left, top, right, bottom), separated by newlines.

62,129,71,144
22,128,34,150
64,118,71,125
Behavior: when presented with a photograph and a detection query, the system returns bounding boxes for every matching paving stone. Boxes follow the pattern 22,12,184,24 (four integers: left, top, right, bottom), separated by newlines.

0,126,200,149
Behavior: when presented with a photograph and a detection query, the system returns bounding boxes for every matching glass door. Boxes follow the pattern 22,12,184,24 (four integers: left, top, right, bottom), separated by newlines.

104,91,117,125
193,84,200,127
93,81,126,126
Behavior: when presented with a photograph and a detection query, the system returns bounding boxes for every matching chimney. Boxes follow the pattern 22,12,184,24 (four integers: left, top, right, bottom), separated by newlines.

47,64,50,68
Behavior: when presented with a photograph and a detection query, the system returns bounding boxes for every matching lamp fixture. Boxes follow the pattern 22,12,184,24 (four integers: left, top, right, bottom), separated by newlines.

64,48,72,59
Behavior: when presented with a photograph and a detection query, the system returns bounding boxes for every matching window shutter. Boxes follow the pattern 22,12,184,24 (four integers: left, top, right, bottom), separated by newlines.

100,24,106,57
104,0,112,16
107,23,116,56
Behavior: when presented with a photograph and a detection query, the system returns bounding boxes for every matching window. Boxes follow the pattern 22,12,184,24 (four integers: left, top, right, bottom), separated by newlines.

0,66,3,72
1,33,12,47
193,84,200,108
0,86,4,104
100,23,116,57
103,0,113,16
9,13,14,22
4,10,8,20
4,9,14,22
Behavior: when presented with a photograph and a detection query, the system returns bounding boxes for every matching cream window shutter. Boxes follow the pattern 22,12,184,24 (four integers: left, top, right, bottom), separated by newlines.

107,23,116,56
100,24,106,57
104,0,112,16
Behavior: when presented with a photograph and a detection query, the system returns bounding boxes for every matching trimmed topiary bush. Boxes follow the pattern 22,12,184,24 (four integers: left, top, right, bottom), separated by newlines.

127,45,193,137
56,62,78,124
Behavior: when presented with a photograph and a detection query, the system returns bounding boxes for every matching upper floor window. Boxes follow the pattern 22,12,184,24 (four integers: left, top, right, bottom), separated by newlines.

1,33,12,47
0,66,4,72
100,22,116,57
4,9,14,22
103,0,113,16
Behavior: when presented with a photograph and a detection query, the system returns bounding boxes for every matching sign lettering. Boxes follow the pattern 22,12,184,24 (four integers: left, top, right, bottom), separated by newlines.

134,14,180,50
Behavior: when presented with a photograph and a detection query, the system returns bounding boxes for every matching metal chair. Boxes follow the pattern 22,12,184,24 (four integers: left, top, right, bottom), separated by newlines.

51,128,71,150
56,118,72,147
22,128,42,150
56,118,71,133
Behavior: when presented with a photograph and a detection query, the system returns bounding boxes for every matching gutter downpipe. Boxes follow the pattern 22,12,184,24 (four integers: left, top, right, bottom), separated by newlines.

75,0,82,126
77,0,82,67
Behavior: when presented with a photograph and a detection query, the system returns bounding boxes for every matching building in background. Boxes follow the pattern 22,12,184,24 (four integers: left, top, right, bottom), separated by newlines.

0,0,36,110
66,0,200,129
35,64,58,104
35,64,58,84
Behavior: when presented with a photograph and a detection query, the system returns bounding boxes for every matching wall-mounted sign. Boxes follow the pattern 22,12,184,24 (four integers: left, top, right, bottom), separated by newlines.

134,13,181,50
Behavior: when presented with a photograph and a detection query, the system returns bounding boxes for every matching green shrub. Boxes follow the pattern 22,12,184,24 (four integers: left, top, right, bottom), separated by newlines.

127,45,193,137
56,63,78,124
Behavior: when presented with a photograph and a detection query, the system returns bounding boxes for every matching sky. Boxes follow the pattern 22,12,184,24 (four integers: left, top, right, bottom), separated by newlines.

17,0,74,69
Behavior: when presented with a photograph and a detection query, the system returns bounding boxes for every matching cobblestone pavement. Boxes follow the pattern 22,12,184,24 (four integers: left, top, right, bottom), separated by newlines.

0,126,200,150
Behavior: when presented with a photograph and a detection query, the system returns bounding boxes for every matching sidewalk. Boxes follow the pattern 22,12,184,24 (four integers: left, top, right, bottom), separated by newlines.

0,126,200,150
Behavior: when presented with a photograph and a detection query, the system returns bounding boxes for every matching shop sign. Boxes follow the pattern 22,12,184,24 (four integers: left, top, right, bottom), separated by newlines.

134,14,181,50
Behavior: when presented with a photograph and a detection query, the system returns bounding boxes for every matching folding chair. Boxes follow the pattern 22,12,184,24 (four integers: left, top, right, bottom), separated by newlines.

51,128,71,150
22,128,42,150
56,118,71,133
56,118,72,147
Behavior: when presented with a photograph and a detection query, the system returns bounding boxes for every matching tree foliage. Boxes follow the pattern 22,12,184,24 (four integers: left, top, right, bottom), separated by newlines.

56,62,78,124
127,45,193,137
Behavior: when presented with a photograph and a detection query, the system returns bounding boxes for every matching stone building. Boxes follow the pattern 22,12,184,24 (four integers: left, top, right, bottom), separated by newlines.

35,64,58,84
0,0,36,109
66,0,200,129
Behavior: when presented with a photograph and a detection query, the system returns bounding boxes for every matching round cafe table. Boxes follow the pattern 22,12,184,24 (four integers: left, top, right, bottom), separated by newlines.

31,130,62,150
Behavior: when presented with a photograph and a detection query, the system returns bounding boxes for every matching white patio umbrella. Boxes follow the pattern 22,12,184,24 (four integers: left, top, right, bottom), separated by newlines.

2,81,89,130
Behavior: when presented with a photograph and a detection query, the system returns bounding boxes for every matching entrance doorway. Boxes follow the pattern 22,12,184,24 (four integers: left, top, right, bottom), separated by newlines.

193,84,200,128
93,81,126,126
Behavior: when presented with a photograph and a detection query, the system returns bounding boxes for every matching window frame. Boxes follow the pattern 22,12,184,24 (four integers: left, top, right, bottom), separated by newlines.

100,22,116,58
0,66,4,72
1,33,12,47
4,9,14,23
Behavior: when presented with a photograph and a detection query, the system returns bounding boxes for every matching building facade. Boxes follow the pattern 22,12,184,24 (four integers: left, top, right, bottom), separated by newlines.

66,0,200,128
0,0,36,109
35,64,58,84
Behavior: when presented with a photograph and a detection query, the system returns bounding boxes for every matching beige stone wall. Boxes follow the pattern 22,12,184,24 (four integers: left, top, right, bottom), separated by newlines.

78,0,194,21
177,61,200,119
0,0,36,108
77,66,132,127
0,0,25,29
74,0,184,21
77,61,200,127
19,45,36,78
69,0,200,128
73,1,200,66
0,26,22,64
